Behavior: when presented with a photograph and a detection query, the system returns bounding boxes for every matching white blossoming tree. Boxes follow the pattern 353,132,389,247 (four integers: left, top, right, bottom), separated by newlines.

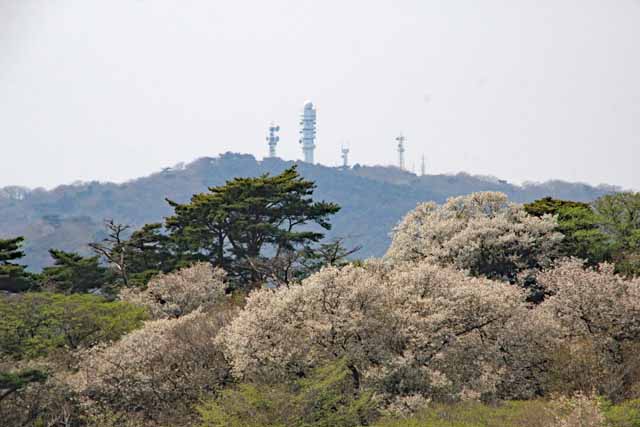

120,262,227,319
536,259,640,400
385,192,563,283
72,310,232,421
218,261,527,402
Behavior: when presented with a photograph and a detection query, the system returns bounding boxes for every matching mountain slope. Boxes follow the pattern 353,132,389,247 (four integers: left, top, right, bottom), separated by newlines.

0,153,618,271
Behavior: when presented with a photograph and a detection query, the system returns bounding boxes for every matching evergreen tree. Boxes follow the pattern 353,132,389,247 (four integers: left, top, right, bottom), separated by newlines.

124,223,177,286
524,197,610,265
0,237,35,292
39,249,112,293
166,166,340,287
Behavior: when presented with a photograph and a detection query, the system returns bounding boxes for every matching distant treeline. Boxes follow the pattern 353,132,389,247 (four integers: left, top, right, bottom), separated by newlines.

0,153,619,271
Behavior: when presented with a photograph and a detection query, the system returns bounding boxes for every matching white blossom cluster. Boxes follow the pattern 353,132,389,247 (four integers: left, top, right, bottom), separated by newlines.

219,257,640,403
219,261,526,401
71,309,231,416
385,192,563,281
120,262,226,319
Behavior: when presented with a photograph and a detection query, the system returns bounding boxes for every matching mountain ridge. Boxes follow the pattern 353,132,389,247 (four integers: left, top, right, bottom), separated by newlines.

0,153,620,271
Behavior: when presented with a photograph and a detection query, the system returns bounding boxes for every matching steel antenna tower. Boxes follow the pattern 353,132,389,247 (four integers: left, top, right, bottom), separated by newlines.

420,155,426,176
266,123,280,158
396,134,406,170
299,101,317,163
341,145,350,168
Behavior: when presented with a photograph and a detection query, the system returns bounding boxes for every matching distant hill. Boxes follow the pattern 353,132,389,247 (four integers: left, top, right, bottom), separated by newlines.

0,153,620,271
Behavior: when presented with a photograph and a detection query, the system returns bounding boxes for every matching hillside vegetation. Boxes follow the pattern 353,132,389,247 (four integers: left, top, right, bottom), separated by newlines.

1,163,639,426
0,153,617,271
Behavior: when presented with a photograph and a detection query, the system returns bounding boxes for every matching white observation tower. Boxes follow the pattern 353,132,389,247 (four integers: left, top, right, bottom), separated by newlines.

299,101,317,163
341,145,350,168
396,134,406,170
266,123,280,158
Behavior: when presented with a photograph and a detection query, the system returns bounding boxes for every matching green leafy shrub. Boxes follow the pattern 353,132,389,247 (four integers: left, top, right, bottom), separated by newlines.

371,397,640,427
373,400,556,427
604,399,640,427
197,359,377,427
0,292,148,360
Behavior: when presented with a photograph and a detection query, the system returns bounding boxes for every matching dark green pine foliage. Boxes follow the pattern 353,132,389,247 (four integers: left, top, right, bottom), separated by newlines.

166,166,340,287
39,249,112,293
124,223,178,286
0,237,35,292
524,197,610,265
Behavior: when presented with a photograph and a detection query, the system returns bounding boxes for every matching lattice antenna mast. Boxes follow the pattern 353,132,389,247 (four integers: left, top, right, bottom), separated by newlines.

420,155,426,176
299,101,317,163
266,123,280,158
341,145,350,168
396,134,406,170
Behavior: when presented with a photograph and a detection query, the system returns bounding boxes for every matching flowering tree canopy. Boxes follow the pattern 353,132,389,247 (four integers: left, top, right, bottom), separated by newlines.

72,310,231,419
385,192,563,282
535,260,640,399
219,261,525,402
120,263,227,319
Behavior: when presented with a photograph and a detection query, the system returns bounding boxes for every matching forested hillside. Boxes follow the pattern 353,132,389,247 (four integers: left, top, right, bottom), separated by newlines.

3,187,640,426
0,153,618,271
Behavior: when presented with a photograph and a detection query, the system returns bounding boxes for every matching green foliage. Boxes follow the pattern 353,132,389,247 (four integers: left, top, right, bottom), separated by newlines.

88,221,179,289
39,249,113,293
603,399,640,427
0,236,36,292
0,292,147,360
524,197,610,264
525,193,640,277
373,401,554,427
594,192,640,276
296,360,376,427
198,383,294,427
0,236,26,263
167,166,340,288
197,359,376,427
124,223,177,286
372,399,640,427
524,197,591,218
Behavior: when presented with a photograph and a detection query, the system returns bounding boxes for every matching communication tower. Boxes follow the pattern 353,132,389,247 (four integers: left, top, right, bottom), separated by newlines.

266,123,280,158
299,101,317,163
420,155,426,176
396,134,406,170
341,145,350,168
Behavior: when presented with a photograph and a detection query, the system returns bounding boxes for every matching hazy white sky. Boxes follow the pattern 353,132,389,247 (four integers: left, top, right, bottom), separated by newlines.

1,0,638,189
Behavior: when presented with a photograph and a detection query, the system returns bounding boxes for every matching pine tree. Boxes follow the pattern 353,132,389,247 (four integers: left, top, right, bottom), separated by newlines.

166,166,341,288
40,249,112,293
0,237,34,292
